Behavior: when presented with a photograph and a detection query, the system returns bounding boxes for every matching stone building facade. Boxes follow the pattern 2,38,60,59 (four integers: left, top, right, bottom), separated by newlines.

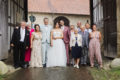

28,13,90,27
28,0,90,27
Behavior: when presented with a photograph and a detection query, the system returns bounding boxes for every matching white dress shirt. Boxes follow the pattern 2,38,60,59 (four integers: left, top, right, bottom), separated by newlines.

45,25,49,41
20,27,25,42
45,25,48,31
85,28,92,33
61,26,65,31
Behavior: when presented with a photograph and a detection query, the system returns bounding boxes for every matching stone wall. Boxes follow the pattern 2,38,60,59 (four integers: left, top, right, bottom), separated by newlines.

117,0,120,57
28,13,90,27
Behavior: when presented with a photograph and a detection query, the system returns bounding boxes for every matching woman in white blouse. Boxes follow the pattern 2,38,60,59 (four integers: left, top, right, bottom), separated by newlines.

70,29,82,68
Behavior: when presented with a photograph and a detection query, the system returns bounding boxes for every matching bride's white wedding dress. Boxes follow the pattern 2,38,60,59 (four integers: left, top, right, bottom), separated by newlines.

46,31,67,67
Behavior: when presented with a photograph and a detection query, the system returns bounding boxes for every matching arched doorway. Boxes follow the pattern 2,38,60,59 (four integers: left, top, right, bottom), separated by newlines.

54,16,70,26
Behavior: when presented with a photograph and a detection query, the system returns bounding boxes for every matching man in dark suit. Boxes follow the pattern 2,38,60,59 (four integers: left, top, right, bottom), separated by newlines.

11,21,30,68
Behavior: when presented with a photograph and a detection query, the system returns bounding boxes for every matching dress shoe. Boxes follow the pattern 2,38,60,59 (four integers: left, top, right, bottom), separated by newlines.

21,65,27,69
14,66,20,69
83,64,87,66
43,64,46,68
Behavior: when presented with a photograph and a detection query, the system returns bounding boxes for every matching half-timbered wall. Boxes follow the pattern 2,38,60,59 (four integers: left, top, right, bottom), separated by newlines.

91,0,118,58
93,0,103,27
8,0,27,51
117,0,120,57
0,0,28,60
91,0,104,55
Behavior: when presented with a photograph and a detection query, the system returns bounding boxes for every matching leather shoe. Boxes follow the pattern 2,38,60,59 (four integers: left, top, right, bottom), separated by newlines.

14,65,20,69
21,65,27,69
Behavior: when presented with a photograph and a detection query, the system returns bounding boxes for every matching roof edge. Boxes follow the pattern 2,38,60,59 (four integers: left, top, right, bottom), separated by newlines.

28,11,90,16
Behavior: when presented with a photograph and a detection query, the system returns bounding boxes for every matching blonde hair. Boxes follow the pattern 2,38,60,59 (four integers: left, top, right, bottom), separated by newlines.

80,25,85,28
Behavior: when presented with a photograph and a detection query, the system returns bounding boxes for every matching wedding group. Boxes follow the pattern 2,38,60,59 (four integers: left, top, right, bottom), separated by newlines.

10,17,103,69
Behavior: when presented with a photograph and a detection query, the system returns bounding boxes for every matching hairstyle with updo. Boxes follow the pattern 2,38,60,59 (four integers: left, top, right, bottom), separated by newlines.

92,24,97,30
53,22,61,28
34,24,40,32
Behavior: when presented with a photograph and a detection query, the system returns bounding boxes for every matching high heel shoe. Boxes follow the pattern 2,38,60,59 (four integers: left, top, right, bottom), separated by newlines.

100,65,103,69
90,65,94,68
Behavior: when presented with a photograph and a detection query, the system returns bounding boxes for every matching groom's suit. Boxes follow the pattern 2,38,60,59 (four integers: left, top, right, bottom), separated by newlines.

62,26,70,64
40,24,52,65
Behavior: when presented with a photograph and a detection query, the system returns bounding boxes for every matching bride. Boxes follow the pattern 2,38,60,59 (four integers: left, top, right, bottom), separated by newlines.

46,22,67,67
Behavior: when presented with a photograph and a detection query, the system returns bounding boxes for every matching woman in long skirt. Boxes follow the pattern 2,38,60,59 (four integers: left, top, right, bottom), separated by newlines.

46,22,67,67
30,24,43,68
70,29,82,68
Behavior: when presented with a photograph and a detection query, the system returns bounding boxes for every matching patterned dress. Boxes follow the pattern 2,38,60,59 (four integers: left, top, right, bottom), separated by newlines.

89,31,102,66
30,32,43,67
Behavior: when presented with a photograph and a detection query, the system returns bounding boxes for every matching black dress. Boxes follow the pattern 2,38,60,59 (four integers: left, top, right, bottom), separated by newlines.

71,37,82,59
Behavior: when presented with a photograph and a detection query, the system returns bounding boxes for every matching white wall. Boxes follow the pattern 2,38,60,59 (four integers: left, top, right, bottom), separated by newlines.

28,13,90,27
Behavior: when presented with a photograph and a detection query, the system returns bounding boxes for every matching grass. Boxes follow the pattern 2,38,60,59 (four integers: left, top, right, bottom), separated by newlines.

0,75,7,80
89,68,120,80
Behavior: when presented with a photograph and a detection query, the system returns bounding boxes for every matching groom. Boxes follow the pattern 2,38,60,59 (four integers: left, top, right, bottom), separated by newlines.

60,20,70,65
40,18,52,67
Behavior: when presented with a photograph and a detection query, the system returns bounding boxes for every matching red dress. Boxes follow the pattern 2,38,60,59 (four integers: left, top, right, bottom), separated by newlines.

25,29,34,62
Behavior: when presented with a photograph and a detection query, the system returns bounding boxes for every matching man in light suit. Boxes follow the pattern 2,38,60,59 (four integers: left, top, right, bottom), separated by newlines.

40,18,52,67
60,20,70,65
79,26,89,66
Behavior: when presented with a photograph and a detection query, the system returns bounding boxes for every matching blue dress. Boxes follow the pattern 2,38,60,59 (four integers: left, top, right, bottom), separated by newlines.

71,37,82,59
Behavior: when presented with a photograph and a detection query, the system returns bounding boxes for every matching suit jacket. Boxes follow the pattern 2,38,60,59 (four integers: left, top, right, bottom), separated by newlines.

85,28,92,33
63,26,70,44
70,34,82,47
11,27,30,47
79,31,89,48
40,24,52,43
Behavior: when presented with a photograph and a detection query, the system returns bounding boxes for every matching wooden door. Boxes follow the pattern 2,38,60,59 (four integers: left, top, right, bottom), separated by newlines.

103,0,117,57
